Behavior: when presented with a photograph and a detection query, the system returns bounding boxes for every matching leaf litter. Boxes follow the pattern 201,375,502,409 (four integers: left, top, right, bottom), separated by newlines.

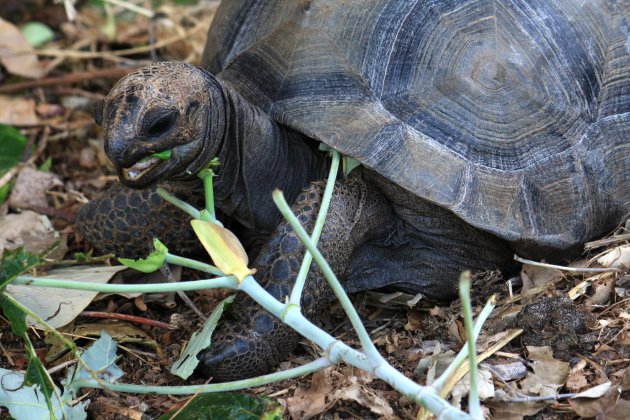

0,1,629,418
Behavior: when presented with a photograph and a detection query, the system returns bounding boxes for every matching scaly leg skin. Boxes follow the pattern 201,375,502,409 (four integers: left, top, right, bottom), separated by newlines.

76,183,204,259
198,178,395,381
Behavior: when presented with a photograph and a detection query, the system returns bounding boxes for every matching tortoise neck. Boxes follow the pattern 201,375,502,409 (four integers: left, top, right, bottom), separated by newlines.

211,77,329,234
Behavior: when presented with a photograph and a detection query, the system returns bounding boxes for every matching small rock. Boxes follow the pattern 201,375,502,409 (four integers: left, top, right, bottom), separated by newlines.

483,360,527,381
0,210,66,259
8,167,63,211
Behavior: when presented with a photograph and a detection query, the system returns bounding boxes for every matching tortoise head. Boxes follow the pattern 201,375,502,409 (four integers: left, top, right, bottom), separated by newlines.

96,62,224,188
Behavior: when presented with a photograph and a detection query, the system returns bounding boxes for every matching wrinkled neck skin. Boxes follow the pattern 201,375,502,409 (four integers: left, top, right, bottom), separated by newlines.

201,74,329,235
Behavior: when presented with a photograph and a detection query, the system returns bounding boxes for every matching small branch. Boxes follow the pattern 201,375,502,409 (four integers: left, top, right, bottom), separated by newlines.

156,187,201,220
104,0,154,17
273,190,384,367
199,170,216,220
159,264,206,320
584,233,630,250
432,295,496,392
165,253,223,276
0,67,140,94
13,276,238,293
22,24,207,59
79,311,177,330
289,150,340,305
74,357,333,394
513,254,618,272
458,272,481,419
501,393,577,403
38,254,116,268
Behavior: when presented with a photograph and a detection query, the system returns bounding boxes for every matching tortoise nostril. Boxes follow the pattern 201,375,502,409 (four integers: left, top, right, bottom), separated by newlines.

144,109,178,137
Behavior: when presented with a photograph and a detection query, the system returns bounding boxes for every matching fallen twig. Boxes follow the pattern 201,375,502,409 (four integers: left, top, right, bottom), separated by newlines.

0,67,140,94
514,254,618,273
79,311,177,330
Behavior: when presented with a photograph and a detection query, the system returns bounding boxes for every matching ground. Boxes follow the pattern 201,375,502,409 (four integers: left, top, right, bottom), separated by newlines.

0,1,629,419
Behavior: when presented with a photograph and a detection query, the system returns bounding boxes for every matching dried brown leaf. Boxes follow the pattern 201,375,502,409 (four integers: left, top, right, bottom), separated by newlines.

0,210,66,259
8,167,63,211
521,264,562,292
0,18,45,78
597,244,630,268
286,369,333,419
405,309,423,331
0,95,39,125
565,359,589,392
520,346,569,397
568,386,621,418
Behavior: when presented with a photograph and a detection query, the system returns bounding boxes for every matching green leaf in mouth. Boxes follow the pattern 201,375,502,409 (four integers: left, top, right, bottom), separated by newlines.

140,150,172,162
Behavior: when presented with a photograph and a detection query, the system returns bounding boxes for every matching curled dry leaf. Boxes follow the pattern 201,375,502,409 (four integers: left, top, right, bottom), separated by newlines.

0,95,39,126
191,219,255,283
520,346,570,397
287,370,395,419
597,244,630,268
5,265,126,330
0,17,45,79
568,385,622,419
520,264,563,292
451,368,495,409
0,210,66,259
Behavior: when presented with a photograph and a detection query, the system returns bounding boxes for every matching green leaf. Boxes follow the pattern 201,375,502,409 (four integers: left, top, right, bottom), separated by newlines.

68,330,123,383
170,295,235,379
158,393,281,420
342,156,361,177
0,124,26,172
20,22,55,48
0,296,57,415
0,183,10,204
153,150,172,160
0,248,41,291
0,367,88,420
38,156,52,172
118,239,168,273
141,150,172,162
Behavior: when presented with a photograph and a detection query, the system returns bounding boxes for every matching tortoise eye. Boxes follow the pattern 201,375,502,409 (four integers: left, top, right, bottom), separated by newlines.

143,109,179,137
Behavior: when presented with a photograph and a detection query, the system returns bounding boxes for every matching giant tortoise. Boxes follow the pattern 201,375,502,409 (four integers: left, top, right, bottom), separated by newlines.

78,0,630,381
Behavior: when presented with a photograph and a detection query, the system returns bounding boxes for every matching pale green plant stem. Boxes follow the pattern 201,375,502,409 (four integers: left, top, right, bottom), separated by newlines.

13,276,238,293
156,187,201,220
431,295,496,392
200,170,216,219
73,357,331,394
11,159,476,417
459,272,481,419
13,273,468,418
240,276,468,419
1,294,65,411
164,253,223,276
272,190,383,367
289,150,340,305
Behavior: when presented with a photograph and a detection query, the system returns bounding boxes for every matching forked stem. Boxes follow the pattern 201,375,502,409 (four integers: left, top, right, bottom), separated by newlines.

272,189,384,366
289,150,340,305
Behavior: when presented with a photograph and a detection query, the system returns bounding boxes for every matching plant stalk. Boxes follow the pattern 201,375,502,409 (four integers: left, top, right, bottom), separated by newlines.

289,150,340,305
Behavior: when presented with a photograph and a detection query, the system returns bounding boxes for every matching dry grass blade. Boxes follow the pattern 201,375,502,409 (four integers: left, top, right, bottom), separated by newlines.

439,329,523,399
9,24,207,61
584,233,630,250
514,255,619,273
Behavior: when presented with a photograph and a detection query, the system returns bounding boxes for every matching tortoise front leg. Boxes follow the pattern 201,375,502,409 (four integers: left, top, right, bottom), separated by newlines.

198,177,395,381
76,183,204,259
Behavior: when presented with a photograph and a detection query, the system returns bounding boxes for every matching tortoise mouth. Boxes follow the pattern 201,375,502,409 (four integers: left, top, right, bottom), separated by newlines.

121,155,167,185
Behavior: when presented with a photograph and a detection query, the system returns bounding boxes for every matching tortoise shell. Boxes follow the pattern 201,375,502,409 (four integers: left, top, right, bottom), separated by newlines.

201,0,630,253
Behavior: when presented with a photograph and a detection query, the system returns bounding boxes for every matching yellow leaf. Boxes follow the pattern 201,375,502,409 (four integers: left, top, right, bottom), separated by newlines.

190,220,255,284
